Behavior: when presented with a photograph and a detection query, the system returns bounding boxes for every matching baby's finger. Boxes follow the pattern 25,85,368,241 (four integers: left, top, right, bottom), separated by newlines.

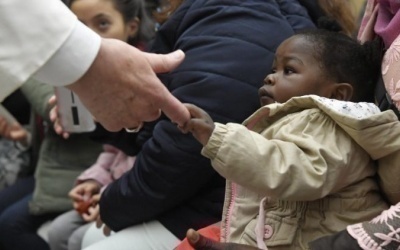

96,216,104,228
103,225,112,237
183,104,208,119
82,206,98,222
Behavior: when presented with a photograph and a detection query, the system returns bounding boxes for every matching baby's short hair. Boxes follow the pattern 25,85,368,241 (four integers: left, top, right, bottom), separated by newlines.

296,29,382,103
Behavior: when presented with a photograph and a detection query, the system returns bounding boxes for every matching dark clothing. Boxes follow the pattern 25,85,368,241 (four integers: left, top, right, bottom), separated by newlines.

0,194,59,250
2,89,30,125
309,230,362,250
99,0,315,239
0,177,34,215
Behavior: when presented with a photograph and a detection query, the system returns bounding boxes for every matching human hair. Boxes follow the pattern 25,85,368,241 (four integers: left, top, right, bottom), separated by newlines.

64,0,155,46
317,0,357,37
153,0,183,24
298,0,357,37
297,29,382,103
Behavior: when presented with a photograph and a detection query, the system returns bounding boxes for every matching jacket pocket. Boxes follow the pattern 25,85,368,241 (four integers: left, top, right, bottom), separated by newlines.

242,213,300,247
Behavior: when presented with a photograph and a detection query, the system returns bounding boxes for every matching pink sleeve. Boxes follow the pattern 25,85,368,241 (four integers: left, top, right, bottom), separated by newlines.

110,152,136,180
76,144,119,187
99,153,136,194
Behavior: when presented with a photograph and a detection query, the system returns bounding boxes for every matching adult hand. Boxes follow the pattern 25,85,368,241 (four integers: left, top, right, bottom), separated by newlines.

179,104,215,146
67,38,190,132
186,229,261,250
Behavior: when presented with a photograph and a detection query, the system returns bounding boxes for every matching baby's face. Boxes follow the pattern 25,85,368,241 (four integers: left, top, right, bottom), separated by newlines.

259,35,334,106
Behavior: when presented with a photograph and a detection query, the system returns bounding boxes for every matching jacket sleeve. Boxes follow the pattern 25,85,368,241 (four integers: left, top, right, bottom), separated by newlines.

76,145,136,187
202,111,374,201
76,145,118,187
99,0,315,231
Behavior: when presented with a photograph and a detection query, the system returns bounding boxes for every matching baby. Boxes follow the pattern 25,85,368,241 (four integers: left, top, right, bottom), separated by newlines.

179,29,400,249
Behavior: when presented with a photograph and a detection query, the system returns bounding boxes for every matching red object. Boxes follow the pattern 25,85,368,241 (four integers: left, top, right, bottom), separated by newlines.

76,200,92,215
175,224,221,250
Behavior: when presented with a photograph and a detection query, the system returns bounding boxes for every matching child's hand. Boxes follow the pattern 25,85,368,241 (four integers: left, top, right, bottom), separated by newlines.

0,116,30,146
69,180,101,210
48,95,70,139
96,215,112,237
179,104,215,146
81,193,101,222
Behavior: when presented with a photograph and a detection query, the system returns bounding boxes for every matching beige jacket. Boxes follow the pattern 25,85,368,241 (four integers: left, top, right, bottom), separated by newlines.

202,95,400,249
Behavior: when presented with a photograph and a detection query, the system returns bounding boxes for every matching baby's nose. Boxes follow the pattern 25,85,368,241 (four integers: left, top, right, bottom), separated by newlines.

264,74,275,85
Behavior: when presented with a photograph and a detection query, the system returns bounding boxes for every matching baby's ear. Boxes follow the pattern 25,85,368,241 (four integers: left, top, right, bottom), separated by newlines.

331,83,353,101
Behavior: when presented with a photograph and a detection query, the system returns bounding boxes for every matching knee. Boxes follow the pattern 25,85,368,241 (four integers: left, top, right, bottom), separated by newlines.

47,219,66,250
67,229,85,250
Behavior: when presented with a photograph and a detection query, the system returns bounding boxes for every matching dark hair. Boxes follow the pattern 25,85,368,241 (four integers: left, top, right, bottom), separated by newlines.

298,0,357,37
153,0,183,24
64,0,155,46
297,29,382,103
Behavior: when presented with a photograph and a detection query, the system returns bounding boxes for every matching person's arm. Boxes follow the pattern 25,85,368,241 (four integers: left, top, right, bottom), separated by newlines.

200,110,369,201
0,0,86,100
98,0,315,236
0,0,189,130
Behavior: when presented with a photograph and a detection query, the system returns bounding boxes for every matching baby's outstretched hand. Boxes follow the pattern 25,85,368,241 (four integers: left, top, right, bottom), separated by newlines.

179,104,215,146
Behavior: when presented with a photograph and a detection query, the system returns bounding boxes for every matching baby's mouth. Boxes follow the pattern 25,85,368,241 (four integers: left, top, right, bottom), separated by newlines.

259,88,276,106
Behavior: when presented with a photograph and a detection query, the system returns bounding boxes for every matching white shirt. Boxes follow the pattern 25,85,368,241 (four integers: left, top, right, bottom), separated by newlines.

0,0,101,101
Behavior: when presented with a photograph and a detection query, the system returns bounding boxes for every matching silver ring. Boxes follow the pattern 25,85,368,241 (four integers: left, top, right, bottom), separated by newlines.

125,122,143,133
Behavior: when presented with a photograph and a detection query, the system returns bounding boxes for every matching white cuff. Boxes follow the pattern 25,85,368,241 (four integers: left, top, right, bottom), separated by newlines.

33,21,101,86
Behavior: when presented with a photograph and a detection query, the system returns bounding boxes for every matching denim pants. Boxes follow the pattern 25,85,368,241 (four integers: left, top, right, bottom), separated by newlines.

0,186,60,250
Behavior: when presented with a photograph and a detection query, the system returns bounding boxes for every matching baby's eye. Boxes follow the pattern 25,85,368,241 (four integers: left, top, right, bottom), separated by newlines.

270,68,277,74
284,67,295,74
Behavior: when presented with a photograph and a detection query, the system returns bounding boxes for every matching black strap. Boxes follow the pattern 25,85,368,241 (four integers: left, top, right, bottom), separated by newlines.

375,74,400,120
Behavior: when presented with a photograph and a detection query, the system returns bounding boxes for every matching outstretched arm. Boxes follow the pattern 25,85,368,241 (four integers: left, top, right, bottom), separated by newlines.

179,103,216,146
0,0,189,130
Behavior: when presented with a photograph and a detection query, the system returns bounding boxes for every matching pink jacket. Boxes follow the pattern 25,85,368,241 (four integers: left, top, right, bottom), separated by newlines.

76,145,135,189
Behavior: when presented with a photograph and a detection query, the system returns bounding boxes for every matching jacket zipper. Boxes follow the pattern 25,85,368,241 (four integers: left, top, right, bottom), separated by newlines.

223,181,237,242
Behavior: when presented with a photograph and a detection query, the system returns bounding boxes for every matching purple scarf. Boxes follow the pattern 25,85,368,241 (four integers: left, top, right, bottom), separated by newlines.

375,0,400,47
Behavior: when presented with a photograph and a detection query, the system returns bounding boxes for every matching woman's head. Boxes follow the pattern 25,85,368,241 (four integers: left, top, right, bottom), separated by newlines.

259,29,381,106
65,0,154,46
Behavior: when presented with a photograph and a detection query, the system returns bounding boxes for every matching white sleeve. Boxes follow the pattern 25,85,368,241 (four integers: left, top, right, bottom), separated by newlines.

0,0,100,101
32,22,101,86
